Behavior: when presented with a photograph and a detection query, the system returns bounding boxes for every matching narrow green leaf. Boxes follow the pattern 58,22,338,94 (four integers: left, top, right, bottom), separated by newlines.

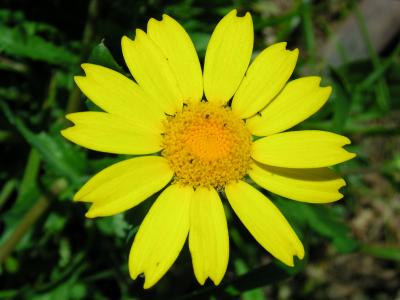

361,245,400,262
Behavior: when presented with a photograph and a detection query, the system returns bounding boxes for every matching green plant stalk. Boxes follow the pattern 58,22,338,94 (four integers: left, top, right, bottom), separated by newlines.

0,179,67,264
0,179,17,210
0,196,49,264
66,0,99,114
16,149,41,204
301,0,316,70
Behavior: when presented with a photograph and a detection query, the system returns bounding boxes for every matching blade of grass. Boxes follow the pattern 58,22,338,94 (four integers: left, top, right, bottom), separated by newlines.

301,0,316,69
16,149,41,204
0,179,17,210
361,244,400,261
354,2,391,112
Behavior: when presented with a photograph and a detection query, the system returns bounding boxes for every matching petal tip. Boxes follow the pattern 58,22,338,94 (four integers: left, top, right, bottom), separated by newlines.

347,152,357,160
161,13,172,21
72,193,82,202
60,128,73,140
80,63,89,70
143,278,155,289
296,244,305,260
291,48,299,58
135,28,146,39
121,35,132,47
80,63,98,74
147,17,159,29
227,8,238,16
73,75,84,85
210,275,223,286
323,85,333,96
85,209,97,218
129,267,139,281
195,276,206,286
284,257,295,267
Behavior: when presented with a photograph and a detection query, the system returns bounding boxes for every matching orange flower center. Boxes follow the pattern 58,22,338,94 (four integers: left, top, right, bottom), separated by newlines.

162,102,252,189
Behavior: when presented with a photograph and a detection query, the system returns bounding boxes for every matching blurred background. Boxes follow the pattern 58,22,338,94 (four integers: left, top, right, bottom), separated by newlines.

0,0,399,299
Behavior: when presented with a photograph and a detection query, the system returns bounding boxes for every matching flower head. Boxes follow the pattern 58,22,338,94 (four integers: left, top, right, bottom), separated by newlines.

62,10,355,288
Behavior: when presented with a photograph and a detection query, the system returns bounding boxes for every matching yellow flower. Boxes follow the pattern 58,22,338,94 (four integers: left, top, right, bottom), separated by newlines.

61,10,355,288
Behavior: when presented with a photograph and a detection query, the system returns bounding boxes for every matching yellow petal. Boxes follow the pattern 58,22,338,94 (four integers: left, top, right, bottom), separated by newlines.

189,187,229,285
129,185,193,289
121,31,183,115
74,156,173,217
203,9,253,105
61,112,162,155
74,64,165,133
232,42,298,119
247,77,332,136
248,162,346,203
251,130,356,168
225,181,304,266
147,14,203,105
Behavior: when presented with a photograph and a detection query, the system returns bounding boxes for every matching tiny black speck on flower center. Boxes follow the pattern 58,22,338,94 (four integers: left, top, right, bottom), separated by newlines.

161,102,252,189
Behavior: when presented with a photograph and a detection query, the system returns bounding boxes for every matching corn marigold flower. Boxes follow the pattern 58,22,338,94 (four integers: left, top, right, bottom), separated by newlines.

61,9,356,288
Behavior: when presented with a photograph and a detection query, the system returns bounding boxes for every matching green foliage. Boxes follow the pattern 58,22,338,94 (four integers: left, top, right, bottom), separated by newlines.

87,41,124,73
0,10,78,66
1,0,399,299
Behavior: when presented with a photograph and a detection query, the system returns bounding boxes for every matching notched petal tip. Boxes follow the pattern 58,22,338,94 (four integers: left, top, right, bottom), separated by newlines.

159,13,174,23
342,136,352,146
227,8,238,16
85,208,98,218
147,17,159,29
60,127,74,140
347,152,357,160
322,85,333,96
80,63,90,70
210,275,223,286
309,76,322,85
72,184,89,201
338,177,347,188
296,243,305,260
64,113,80,123
143,277,156,289
195,275,206,286
285,257,295,267
73,75,85,85
290,47,299,59
227,9,252,21
72,192,81,202
134,28,147,40
121,35,132,49
79,63,99,75
275,41,288,49
60,128,68,137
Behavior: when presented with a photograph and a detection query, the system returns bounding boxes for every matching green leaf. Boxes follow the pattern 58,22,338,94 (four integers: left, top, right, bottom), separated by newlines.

361,245,400,262
87,41,124,73
234,259,265,300
0,26,77,65
274,198,359,253
177,260,305,300
95,214,130,238
0,101,85,185
0,179,17,210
